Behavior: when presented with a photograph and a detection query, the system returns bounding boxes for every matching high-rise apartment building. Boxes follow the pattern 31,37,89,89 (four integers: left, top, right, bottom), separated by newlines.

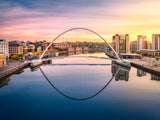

130,41,137,53
147,41,152,49
0,39,9,59
112,34,130,54
111,36,116,51
152,34,160,50
137,35,148,50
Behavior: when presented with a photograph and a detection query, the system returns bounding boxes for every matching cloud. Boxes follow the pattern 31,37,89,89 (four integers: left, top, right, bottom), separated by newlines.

1,0,160,42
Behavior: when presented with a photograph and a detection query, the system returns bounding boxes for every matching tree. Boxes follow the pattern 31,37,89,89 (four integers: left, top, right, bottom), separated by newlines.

51,48,58,52
11,54,19,60
11,54,24,60
57,47,67,51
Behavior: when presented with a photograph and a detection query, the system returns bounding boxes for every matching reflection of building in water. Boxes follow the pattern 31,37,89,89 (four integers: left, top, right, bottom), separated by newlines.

42,60,52,64
30,67,39,72
67,46,88,55
82,47,88,54
74,47,82,54
111,61,118,76
111,62,129,81
151,75,160,81
48,60,52,64
14,70,24,74
67,47,74,56
115,69,129,81
137,69,146,77
111,64,117,76
0,78,10,88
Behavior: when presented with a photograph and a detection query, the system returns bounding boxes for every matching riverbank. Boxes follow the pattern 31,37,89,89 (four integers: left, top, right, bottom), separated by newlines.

0,61,29,80
128,57,160,77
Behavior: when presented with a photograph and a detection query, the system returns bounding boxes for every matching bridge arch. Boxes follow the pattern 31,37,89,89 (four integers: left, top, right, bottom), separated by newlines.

39,28,121,61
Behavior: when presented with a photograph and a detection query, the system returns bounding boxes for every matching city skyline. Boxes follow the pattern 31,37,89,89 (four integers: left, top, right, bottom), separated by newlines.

1,0,160,42
1,1,160,119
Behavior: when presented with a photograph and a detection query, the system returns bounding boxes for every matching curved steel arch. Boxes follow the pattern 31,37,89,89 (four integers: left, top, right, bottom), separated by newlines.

39,28,121,61
39,66,120,101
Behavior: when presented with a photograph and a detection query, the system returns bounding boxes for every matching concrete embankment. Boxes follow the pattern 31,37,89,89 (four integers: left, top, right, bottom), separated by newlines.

0,62,29,80
114,61,131,68
131,62,160,77
113,57,160,76
127,58,160,76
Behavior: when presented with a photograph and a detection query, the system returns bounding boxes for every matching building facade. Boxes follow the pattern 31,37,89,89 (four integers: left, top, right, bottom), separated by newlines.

42,43,51,51
136,49,160,57
53,43,72,48
23,46,28,53
28,44,35,52
82,47,88,54
74,47,82,54
113,34,130,54
152,34,160,50
137,35,148,50
36,46,42,52
130,41,137,53
147,41,152,49
0,39,9,59
0,54,6,67
9,41,23,55
67,47,75,56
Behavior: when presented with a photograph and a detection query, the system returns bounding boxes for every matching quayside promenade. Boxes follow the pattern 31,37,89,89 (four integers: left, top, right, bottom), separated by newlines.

0,60,29,79
0,55,160,80
128,57,160,76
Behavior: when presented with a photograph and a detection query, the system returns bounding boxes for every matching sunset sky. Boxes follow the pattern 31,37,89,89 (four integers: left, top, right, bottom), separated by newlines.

1,0,160,42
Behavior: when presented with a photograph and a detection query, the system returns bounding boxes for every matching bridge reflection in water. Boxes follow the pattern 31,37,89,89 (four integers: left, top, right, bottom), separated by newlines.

32,57,130,101
112,61,130,81
39,66,121,101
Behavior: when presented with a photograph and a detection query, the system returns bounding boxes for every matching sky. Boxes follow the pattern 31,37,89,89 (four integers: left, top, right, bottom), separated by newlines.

1,0,160,42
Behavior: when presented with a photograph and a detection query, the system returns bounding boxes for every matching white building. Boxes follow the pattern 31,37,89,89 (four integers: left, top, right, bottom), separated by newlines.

137,35,147,50
0,39,9,59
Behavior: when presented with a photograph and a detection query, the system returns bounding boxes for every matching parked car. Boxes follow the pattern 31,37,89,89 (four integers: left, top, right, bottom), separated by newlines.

43,55,49,58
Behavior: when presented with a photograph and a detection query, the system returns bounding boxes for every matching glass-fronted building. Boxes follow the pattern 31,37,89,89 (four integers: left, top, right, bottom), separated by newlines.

112,34,130,54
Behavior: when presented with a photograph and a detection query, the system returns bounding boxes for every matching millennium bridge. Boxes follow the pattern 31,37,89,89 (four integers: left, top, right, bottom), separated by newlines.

29,28,131,100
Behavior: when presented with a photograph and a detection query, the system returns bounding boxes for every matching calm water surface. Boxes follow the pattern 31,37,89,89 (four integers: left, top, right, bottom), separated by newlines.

0,54,160,120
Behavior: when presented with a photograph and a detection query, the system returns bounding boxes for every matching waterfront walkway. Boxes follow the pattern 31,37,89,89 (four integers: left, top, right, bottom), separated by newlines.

128,57,160,76
0,56,160,80
0,61,22,72
0,60,29,79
